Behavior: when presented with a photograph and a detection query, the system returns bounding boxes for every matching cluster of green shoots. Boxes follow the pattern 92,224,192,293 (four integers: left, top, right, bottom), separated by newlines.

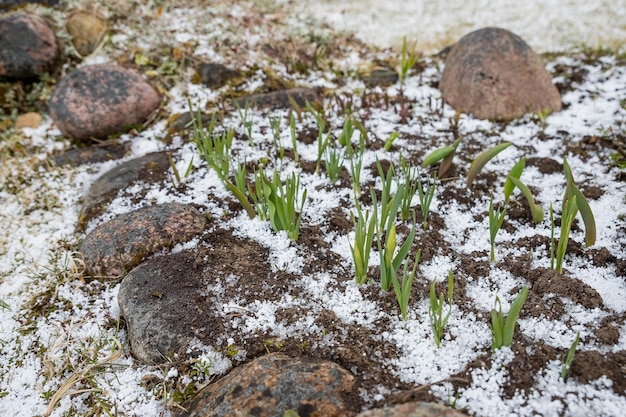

189,102,307,240
348,156,438,320
424,137,596,267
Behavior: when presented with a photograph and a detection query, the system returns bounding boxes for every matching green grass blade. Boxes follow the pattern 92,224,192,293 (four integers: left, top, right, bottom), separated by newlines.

508,176,544,223
504,157,526,203
502,286,528,346
571,184,596,247
466,142,512,188
225,180,256,219
491,297,504,349
422,145,455,167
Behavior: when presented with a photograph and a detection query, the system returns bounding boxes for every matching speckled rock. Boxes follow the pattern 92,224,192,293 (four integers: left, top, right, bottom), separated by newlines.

0,14,59,79
66,11,107,57
49,63,161,139
439,27,561,121
77,152,170,232
356,402,470,417
80,203,206,277
234,87,318,110
176,353,358,417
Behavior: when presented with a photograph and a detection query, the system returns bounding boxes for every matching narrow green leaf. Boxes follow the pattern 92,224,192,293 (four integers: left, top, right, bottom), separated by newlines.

563,157,596,246
508,176,544,223
504,158,526,203
440,138,462,177
422,146,455,167
466,142,512,188
502,286,529,346
392,221,416,271
491,300,504,350
571,185,596,247
225,180,256,219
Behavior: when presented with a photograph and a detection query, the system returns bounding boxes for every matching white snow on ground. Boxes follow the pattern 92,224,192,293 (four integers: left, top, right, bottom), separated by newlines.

1,1,625,416
291,0,626,53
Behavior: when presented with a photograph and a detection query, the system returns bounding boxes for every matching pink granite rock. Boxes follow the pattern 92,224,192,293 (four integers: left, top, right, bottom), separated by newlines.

439,27,561,121
0,14,59,78
49,63,161,139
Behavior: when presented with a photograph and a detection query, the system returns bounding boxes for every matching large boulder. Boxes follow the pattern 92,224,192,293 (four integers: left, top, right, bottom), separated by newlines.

49,63,161,139
176,353,358,417
0,14,59,79
439,27,561,121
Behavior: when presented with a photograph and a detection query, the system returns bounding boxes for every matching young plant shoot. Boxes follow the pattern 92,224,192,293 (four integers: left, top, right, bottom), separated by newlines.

488,194,507,263
555,194,578,274
429,270,454,347
349,204,377,285
560,331,580,381
422,137,462,177
491,286,529,350
392,248,421,321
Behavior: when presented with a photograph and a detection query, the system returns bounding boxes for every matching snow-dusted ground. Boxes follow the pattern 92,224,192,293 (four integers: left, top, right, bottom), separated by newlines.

291,0,626,53
0,1,625,416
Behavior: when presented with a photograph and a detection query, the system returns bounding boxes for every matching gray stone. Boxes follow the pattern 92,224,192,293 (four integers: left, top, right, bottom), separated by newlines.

0,14,59,79
176,353,358,417
195,62,240,89
234,87,318,111
356,402,470,417
439,27,561,121
117,237,272,363
80,203,206,277
77,152,170,232
49,63,161,139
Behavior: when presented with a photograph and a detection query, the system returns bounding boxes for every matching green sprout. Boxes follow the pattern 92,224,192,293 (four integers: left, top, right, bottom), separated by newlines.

422,137,462,177
374,185,417,292
507,176,544,224
225,162,256,219
398,157,437,229
234,99,254,145
466,142,512,188
560,331,580,381
269,115,285,163
416,171,437,230
347,134,366,195
384,131,399,152
375,159,397,232
563,157,596,247
554,194,578,274
305,101,330,175
349,203,377,285
491,286,528,350
503,158,526,204
191,108,234,183
397,156,419,222
429,269,454,347
392,248,421,321
324,141,344,183
289,112,300,163
249,170,307,240
397,36,419,84
488,194,507,263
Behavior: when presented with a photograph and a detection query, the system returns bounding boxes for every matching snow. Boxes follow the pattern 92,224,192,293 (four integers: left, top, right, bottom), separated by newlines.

1,1,625,417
